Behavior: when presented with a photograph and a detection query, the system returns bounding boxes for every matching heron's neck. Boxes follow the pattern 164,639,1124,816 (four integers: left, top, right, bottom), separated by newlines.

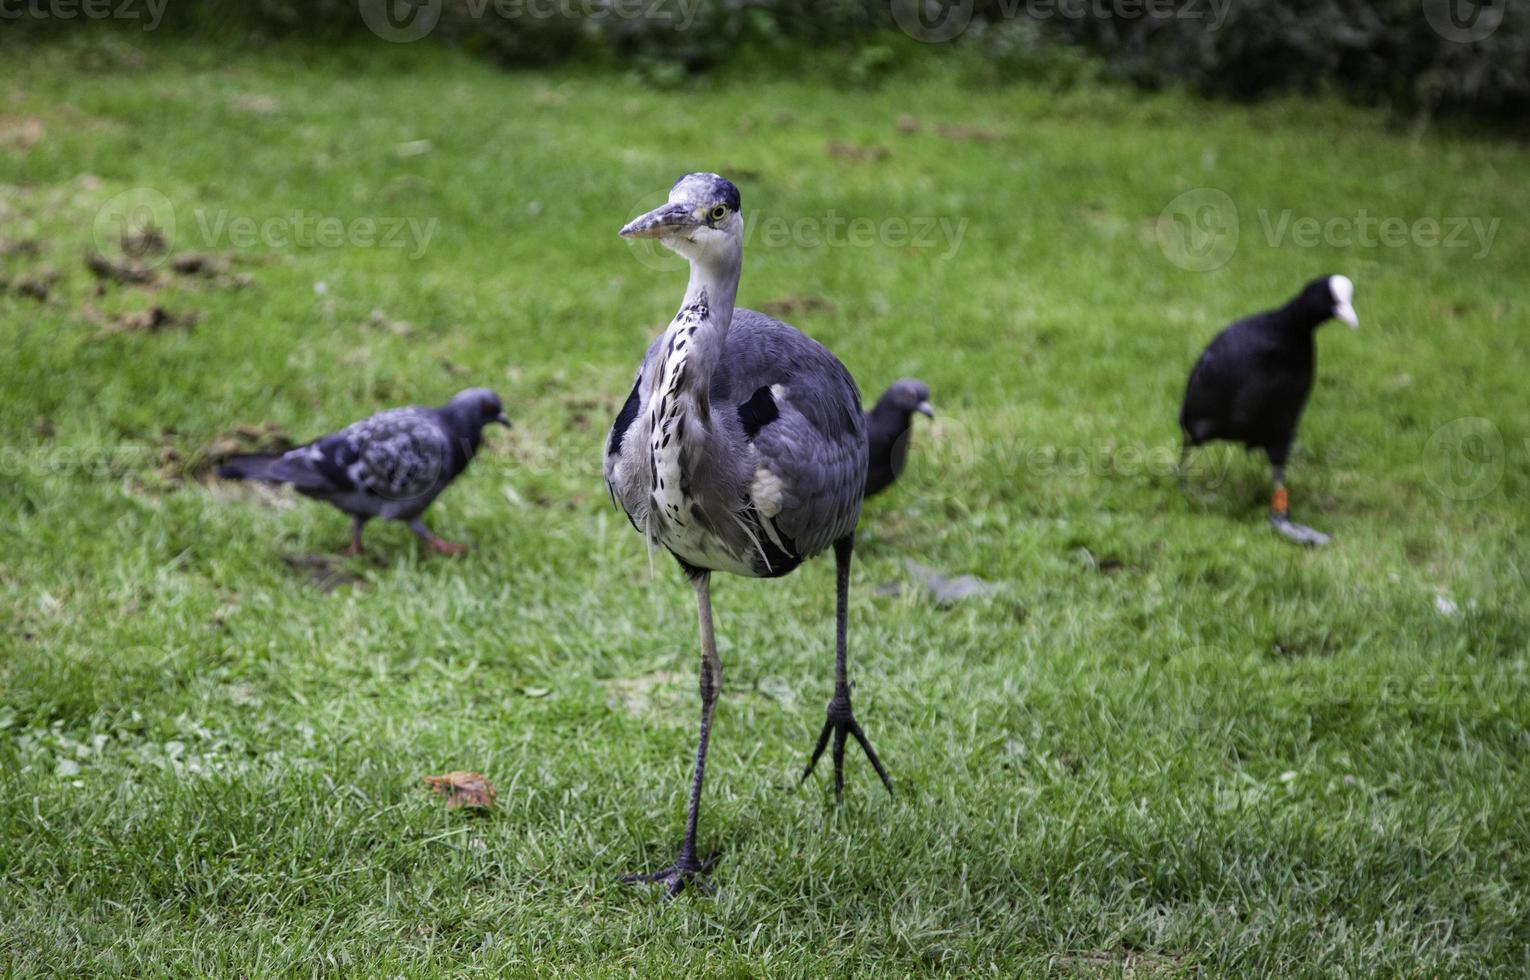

681,250,738,332
662,246,740,407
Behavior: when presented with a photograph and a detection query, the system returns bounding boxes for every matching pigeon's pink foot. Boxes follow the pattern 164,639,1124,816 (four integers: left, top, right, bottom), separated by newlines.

426,536,468,557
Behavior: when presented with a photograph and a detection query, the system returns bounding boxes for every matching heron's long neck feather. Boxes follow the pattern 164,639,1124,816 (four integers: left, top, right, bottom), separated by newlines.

672,247,739,395
645,242,741,540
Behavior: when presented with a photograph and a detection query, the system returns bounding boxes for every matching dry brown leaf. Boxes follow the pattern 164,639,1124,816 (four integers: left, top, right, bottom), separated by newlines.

424,771,497,809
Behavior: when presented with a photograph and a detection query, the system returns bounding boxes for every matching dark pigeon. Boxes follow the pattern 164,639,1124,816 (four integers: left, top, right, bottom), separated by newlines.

218,387,510,556
1179,275,1358,546
864,378,933,498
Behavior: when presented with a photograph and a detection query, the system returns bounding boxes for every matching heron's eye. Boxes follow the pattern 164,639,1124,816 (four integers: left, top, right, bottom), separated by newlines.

710,204,728,222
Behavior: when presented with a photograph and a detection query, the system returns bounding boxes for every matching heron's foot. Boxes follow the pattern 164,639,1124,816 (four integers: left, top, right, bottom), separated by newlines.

618,850,714,899
340,541,364,558
424,535,469,557
800,693,893,801
1270,514,1331,547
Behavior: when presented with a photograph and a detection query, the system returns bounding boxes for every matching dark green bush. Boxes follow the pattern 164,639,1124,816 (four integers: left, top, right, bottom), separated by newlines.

5,0,1524,121
965,0,1528,120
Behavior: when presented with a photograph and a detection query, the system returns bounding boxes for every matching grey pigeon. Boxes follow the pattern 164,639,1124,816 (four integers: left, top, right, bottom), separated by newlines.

1179,275,1357,547
864,378,933,498
605,173,892,897
218,388,510,556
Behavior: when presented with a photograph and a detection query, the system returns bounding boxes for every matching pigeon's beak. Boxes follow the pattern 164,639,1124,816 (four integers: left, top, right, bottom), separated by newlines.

916,401,935,419
620,202,700,240
494,413,512,429
1335,300,1359,329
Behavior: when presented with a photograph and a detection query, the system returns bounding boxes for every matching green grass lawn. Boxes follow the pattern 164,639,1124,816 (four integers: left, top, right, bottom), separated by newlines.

2,38,1528,976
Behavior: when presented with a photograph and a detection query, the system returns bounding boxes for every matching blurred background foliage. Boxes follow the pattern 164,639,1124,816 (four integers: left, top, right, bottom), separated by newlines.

5,0,1527,123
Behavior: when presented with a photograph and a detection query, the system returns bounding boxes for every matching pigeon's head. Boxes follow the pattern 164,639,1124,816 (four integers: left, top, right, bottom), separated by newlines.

620,173,743,266
876,378,934,420
446,388,511,432
1298,274,1359,330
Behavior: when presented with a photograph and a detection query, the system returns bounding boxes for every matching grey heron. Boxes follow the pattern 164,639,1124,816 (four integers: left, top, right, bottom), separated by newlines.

1179,275,1358,547
605,173,893,897
218,388,510,556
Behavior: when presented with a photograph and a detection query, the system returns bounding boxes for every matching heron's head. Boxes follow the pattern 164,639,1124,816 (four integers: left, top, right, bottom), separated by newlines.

878,378,934,419
448,387,511,430
620,173,744,265
1299,274,1359,329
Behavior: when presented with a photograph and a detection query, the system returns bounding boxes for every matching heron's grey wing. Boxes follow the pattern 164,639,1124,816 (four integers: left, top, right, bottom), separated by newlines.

345,407,452,501
723,310,867,561
604,333,665,520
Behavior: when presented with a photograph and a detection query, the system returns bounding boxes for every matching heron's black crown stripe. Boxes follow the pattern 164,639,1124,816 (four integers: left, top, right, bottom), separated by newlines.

672,174,741,213
737,386,779,439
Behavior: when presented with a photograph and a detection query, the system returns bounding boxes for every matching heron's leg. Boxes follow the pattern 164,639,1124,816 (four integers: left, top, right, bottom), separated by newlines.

801,534,893,801
1267,460,1330,547
341,516,367,557
407,517,468,556
621,571,721,897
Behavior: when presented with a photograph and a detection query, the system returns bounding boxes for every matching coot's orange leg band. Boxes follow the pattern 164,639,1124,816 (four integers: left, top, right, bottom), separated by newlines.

1271,486,1289,517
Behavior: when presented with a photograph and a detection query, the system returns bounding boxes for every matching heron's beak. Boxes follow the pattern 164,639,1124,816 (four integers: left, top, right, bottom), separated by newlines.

1335,300,1359,329
494,413,512,428
915,401,935,419
620,202,699,240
